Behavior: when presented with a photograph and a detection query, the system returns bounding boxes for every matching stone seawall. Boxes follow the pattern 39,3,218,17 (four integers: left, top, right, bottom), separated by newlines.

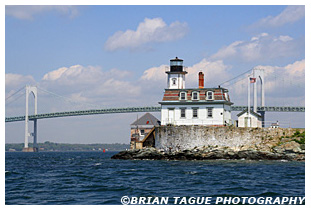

112,126,304,161
155,126,304,152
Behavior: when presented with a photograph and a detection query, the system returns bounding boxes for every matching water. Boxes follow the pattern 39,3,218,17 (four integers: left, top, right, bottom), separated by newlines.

5,151,305,205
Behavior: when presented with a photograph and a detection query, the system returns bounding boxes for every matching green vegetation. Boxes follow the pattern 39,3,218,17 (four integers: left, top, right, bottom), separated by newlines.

292,130,305,144
5,141,130,152
278,130,305,145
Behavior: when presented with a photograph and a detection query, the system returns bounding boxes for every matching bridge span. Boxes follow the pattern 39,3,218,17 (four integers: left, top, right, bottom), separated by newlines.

5,105,305,123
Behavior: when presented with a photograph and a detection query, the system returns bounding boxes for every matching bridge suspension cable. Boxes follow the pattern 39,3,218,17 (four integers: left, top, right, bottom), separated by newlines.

5,91,26,106
222,74,248,88
5,86,26,106
218,68,253,87
5,86,25,101
37,86,104,109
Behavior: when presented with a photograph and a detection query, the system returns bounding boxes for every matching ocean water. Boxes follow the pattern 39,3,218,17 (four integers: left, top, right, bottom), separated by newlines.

5,151,305,205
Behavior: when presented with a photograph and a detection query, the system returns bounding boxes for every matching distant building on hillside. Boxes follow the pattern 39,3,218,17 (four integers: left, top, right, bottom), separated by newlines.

130,113,160,149
270,121,280,128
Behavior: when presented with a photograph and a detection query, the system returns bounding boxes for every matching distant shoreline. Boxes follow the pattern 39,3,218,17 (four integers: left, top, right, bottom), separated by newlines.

5,142,130,152
5,150,121,152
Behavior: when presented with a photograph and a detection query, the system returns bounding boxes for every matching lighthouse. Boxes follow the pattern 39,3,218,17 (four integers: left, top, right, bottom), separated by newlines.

166,57,188,89
160,57,233,126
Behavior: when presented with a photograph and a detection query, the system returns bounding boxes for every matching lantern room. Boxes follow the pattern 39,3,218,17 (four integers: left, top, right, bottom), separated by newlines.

166,57,187,89
170,57,184,72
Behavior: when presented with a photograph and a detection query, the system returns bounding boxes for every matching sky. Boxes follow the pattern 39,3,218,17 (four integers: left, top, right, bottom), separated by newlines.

4,4,307,144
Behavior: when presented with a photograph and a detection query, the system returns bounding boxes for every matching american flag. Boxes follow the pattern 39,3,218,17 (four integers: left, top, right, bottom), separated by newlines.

250,78,256,83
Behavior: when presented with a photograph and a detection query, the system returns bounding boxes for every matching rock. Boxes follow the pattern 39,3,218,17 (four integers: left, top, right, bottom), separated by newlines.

273,141,303,154
237,150,258,160
272,146,285,154
227,151,235,156
133,147,163,160
280,138,292,143
281,141,302,153
257,144,272,152
111,144,304,161
111,150,135,159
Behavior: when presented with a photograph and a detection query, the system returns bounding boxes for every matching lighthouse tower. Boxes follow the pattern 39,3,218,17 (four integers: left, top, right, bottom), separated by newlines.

166,57,188,89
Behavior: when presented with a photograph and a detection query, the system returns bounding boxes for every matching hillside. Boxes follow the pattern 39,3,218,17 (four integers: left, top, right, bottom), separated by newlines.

6,141,130,152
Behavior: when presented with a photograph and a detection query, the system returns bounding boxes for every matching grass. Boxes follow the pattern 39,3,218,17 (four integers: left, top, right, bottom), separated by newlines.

292,130,305,144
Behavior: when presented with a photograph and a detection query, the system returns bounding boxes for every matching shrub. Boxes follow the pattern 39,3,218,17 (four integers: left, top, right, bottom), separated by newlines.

292,130,305,144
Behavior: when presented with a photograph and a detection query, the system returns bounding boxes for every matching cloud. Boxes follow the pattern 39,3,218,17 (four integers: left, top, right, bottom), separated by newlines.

251,5,304,28
229,60,305,106
5,64,143,115
5,74,36,116
104,17,188,51
5,57,305,115
5,5,79,20
5,73,36,90
257,59,305,93
42,65,104,86
141,59,231,88
140,64,167,82
40,65,140,107
210,33,299,62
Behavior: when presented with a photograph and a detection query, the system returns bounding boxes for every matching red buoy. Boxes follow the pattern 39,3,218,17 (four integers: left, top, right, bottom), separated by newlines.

103,149,105,153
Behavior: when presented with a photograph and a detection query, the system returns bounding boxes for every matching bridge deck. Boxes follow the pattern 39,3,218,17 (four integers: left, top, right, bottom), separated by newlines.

5,106,305,122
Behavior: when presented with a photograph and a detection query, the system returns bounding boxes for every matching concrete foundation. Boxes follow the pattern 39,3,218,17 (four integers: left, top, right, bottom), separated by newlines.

155,126,303,152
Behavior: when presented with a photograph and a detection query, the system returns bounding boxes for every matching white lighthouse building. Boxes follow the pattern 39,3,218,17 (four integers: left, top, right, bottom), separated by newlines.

166,57,187,89
159,57,233,126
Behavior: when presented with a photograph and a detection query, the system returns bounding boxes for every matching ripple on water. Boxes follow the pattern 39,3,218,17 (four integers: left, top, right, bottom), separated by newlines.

5,152,305,204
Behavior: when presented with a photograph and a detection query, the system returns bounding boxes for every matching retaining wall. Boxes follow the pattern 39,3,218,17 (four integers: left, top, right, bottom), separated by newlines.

154,126,304,151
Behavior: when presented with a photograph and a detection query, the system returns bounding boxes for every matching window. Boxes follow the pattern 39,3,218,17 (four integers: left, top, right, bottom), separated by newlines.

180,92,186,100
140,129,145,135
207,107,213,118
206,91,214,100
192,107,198,118
180,108,186,118
192,91,199,100
224,92,228,101
170,61,183,66
172,78,177,85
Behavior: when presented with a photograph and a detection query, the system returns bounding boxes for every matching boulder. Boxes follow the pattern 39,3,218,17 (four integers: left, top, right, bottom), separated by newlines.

111,144,304,161
273,141,302,154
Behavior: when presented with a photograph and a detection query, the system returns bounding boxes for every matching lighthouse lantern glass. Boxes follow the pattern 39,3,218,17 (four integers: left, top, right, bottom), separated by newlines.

170,61,183,66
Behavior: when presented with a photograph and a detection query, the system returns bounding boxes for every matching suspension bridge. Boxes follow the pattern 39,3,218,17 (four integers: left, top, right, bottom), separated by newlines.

5,68,305,151
5,105,305,123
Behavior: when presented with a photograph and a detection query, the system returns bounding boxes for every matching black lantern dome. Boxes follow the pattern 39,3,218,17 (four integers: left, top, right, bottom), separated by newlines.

170,57,183,72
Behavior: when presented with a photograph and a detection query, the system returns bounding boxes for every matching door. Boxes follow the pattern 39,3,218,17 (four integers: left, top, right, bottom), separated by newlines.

244,117,251,127
168,108,174,124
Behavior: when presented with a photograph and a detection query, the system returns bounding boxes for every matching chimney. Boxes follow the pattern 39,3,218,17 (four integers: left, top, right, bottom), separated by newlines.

199,71,204,88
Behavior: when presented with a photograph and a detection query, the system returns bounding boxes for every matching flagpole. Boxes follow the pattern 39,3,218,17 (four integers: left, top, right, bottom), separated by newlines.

248,75,250,116
253,70,257,113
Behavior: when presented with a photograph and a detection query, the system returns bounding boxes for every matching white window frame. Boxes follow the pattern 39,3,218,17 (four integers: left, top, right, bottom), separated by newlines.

172,78,177,86
206,91,214,100
207,107,213,118
192,91,199,100
180,107,186,118
179,91,186,100
192,107,198,118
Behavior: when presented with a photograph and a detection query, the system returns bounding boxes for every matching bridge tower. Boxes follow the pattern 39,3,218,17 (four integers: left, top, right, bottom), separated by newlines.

252,69,265,127
23,85,38,152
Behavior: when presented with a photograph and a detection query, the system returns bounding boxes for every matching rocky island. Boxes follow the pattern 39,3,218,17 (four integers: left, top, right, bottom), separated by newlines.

112,129,305,161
